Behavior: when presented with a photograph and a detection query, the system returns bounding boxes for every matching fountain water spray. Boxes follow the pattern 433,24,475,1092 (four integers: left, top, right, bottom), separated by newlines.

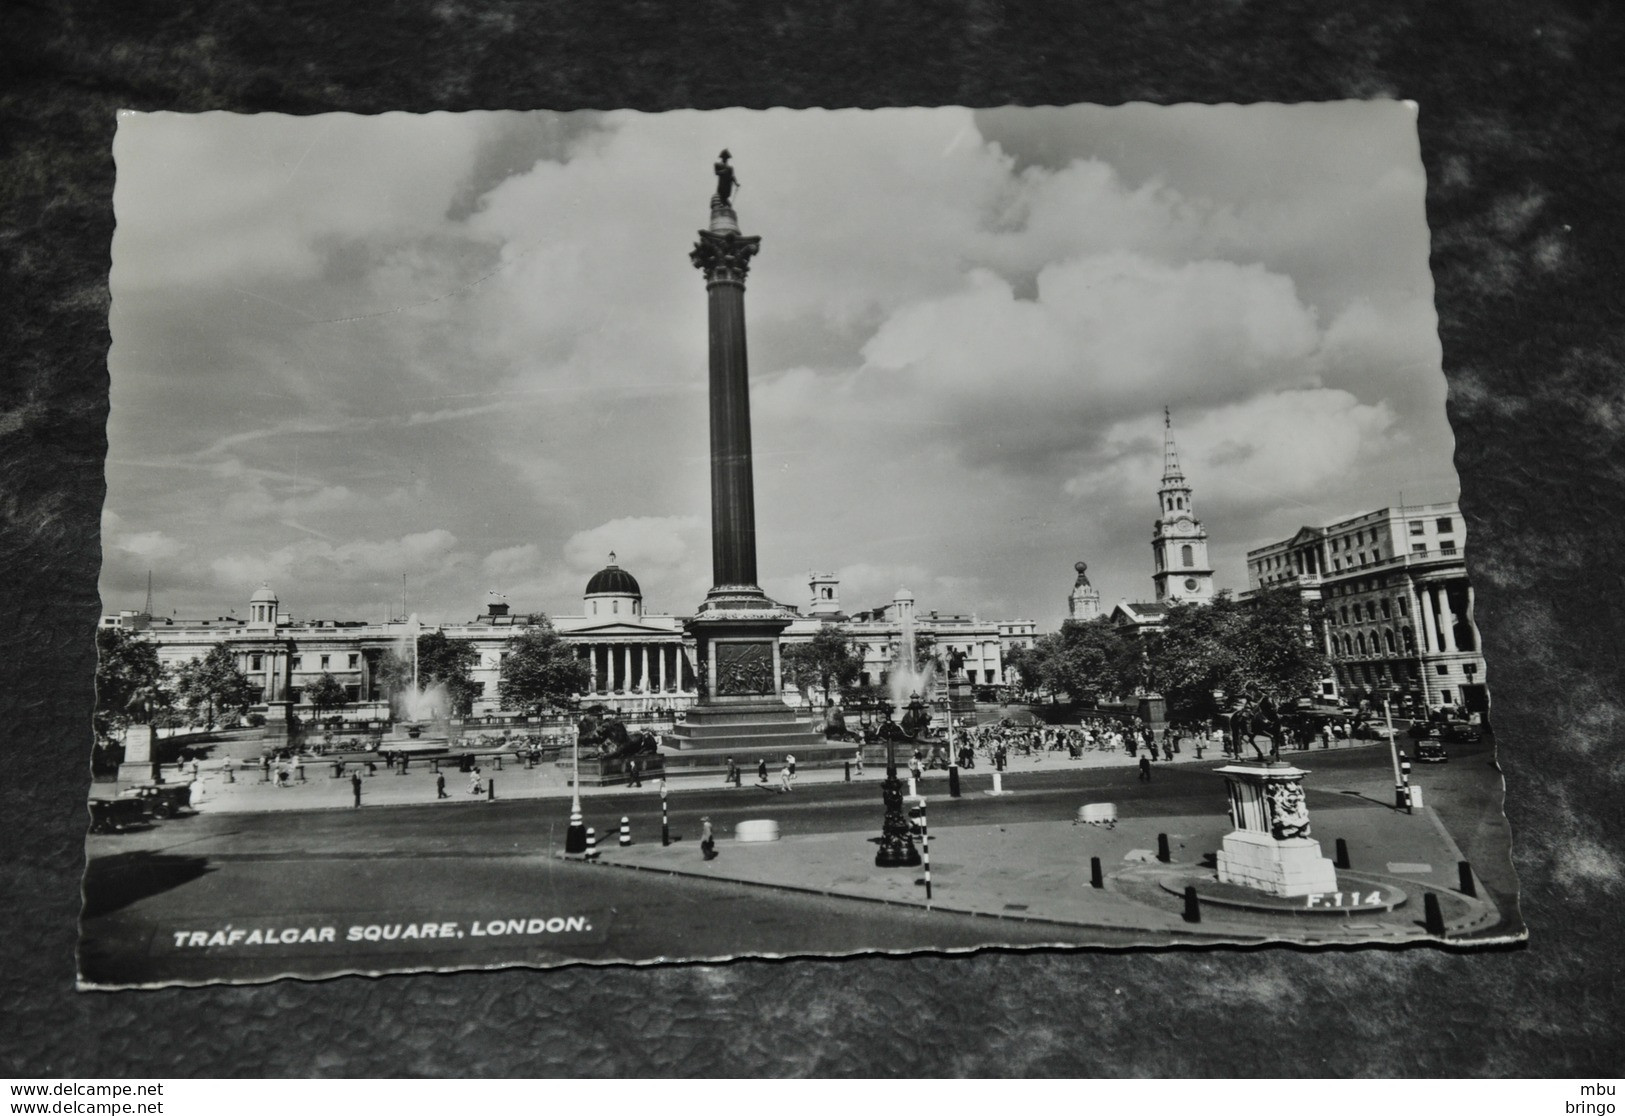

394,614,449,724
887,600,936,711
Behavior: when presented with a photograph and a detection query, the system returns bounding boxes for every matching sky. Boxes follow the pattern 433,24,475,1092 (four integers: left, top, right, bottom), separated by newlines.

102,103,1456,629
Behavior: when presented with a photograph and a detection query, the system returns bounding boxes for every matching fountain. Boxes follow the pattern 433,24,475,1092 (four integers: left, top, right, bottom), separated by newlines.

381,614,453,752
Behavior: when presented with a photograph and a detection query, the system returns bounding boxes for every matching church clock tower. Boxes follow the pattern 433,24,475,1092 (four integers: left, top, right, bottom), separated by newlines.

1151,408,1215,604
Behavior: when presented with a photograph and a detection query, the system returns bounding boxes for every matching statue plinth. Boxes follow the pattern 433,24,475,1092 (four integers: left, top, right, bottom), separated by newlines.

117,723,162,787
1214,763,1337,897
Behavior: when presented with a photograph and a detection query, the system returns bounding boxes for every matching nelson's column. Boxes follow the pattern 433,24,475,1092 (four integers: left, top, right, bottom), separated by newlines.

668,152,823,763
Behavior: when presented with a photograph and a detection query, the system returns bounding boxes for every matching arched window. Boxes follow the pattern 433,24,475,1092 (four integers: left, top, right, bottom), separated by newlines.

1340,605,1350,625
1402,626,1416,652
592,601,598,615
1181,544,1194,567
1384,629,1396,653
613,600,619,614
1356,632,1367,655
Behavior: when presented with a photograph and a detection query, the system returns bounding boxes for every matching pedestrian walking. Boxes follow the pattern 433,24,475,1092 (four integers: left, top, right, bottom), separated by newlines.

627,757,642,788
1162,738,1173,762
854,747,864,776
1138,754,1152,782
436,772,447,799
757,757,769,784
351,771,363,806
468,767,482,795
725,756,739,787
779,762,793,793
700,816,716,860
786,753,797,785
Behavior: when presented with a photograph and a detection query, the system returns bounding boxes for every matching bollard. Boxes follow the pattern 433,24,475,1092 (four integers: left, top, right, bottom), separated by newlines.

908,776,918,797
585,827,598,861
1423,891,1446,936
1090,856,1104,889
1183,885,1201,923
332,762,342,779
225,764,235,784
1457,861,1477,897
487,778,495,801
991,771,1004,795
565,807,587,854
844,761,851,782
1334,838,1350,870
1157,833,1171,863
948,763,961,798
296,765,306,783
921,811,932,901
661,795,670,847
620,816,631,847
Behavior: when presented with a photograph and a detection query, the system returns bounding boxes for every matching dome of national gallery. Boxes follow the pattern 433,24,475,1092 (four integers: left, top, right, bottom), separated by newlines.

585,553,642,598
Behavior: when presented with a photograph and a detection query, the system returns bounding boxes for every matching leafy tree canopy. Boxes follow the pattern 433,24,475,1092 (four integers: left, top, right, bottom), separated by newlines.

415,631,482,715
497,622,592,716
174,644,257,729
782,625,862,705
95,628,169,739
306,671,350,714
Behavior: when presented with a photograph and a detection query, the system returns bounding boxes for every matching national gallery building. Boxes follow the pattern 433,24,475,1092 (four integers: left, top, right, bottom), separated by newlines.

102,559,1037,718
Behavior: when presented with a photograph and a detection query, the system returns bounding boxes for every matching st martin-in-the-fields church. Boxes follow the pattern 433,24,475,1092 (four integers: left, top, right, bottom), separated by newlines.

1104,410,1216,635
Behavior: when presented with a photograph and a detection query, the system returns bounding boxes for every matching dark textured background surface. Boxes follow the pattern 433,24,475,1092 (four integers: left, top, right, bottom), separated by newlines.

3,0,1623,1078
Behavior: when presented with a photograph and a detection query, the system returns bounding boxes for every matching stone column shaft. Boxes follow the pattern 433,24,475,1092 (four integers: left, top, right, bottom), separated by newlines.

707,277,758,588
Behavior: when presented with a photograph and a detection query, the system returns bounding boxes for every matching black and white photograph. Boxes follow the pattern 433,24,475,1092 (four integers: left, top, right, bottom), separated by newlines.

82,102,1522,988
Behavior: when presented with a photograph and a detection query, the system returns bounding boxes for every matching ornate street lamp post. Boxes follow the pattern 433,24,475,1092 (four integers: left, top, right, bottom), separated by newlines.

873,701,920,867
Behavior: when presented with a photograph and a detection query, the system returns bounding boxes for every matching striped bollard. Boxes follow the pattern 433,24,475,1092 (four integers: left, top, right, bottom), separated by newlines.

921,808,932,902
619,816,631,847
1401,756,1413,813
661,793,670,847
585,827,598,861
565,806,587,854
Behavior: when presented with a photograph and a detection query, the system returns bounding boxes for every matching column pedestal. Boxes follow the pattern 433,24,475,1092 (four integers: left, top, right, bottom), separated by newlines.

117,723,162,787
1214,763,1337,897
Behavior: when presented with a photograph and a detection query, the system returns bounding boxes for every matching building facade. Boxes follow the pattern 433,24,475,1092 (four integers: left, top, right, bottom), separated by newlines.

1243,502,1487,715
107,563,1036,718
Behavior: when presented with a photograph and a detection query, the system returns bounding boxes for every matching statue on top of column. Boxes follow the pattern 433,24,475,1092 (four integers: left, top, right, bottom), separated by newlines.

713,149,739,205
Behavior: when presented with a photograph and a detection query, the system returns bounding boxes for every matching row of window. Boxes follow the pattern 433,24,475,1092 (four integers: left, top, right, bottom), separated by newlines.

247,652,360,673
1330,596,1409,625
1335,627,1416,658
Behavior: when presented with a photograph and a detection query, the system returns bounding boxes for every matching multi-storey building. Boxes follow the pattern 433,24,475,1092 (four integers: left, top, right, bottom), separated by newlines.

105,563,1035,718
1243,502,1486,716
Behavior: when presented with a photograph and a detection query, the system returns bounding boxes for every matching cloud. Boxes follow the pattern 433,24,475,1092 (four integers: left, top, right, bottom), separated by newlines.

101,105,1452,629
1066,390,1400,513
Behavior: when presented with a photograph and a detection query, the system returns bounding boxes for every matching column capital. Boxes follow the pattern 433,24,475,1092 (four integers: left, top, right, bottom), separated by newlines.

691,228,761,286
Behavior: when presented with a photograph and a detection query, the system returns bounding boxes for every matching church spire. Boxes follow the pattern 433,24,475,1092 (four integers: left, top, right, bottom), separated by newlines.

1162,406,1186,486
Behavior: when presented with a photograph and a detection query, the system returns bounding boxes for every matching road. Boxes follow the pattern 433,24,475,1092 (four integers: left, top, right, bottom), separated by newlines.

79,740,1513,985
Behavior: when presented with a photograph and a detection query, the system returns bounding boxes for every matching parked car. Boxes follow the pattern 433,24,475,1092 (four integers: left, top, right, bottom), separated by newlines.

1409,719,1480,745
1352,720,1398,740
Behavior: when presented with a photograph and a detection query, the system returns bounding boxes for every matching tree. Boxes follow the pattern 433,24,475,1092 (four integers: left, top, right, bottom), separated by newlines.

1001,643,1041,695
174,644,257,729
781,624,862,707
497,622,592,716
1149,588,1329,719
95,628,169,740
372,648,412,701
1034,617,1134,703
306,672,349,718
415,631,482,715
